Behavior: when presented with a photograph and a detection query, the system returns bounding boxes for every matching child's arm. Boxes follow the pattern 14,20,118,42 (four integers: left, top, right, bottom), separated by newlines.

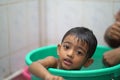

29,56,64,80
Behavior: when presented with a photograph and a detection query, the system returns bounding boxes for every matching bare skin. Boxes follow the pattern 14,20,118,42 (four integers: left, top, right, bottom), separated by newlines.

104,21,120,48
29,35,93,80
29,56,64,80
106,22,120,41
103,10,120,66
103,48,120,66
115,9,120,22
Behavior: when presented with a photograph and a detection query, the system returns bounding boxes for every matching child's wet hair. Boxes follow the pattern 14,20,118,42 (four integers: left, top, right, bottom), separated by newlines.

61,27,97,58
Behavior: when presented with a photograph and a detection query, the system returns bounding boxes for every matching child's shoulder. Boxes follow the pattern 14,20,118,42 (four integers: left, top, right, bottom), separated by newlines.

37,56,58,68
45,56,57,61
44,56,58,68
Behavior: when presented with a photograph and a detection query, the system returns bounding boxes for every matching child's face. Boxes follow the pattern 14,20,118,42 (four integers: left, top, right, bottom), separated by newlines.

57,35,90,70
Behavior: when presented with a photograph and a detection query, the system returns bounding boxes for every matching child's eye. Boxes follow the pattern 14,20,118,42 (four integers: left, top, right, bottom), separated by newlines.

63,45,70,50
76,51,84,55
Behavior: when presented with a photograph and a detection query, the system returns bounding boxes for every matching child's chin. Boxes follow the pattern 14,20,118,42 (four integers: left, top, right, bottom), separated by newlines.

62,65,72,70
62,67,71,70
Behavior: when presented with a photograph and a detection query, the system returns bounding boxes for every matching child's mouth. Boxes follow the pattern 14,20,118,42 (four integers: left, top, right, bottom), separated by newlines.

63,58,73,66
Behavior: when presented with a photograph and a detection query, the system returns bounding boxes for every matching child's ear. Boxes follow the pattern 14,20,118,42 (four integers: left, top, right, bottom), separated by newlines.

83,58,94,67
57,44,61,55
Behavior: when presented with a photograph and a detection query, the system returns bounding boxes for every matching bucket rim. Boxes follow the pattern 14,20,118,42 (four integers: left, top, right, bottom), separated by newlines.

25,45,120,77
48,64,120,77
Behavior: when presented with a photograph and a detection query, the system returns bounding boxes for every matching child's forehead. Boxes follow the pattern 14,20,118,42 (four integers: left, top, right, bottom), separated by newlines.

63,35,88,45
63,35,89,53
65,35,82,40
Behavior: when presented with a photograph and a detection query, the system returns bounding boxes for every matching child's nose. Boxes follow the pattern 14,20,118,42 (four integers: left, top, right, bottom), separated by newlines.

67,50,74,58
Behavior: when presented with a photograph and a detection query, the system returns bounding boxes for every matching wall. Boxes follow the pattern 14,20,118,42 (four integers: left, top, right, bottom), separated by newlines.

44,0,120,46
0,0,41,79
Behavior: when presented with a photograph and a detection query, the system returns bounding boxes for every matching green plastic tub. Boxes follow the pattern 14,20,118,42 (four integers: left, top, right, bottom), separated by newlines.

25,45,120,80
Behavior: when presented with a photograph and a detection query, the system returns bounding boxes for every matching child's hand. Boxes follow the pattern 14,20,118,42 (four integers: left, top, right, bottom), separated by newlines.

103,48,120,66
45,74,64,80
